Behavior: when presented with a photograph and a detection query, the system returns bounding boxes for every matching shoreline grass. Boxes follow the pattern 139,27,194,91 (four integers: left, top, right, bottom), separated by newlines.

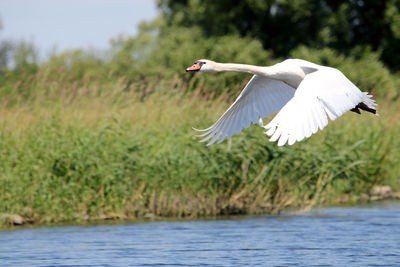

1,74,399,228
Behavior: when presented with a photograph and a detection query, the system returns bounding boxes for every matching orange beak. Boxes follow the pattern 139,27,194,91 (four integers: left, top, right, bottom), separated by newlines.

186,63,201,72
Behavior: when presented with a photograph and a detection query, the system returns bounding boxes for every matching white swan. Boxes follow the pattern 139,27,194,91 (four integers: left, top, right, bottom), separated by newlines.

186,59,378,146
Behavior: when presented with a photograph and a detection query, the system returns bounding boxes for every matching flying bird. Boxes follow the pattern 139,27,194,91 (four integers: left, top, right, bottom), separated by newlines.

186,59,377,146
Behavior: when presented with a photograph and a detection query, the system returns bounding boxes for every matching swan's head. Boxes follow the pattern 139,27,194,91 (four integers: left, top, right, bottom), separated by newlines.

186,59,217,72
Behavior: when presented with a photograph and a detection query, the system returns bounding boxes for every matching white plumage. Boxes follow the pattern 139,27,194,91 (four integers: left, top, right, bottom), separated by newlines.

186,59,377,146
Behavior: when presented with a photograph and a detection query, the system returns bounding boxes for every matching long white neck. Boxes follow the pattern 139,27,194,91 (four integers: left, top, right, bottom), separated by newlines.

207,61,305,88
211,62,274,77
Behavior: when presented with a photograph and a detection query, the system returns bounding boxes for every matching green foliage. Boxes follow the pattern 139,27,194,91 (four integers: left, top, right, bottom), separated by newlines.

105,20,399,100
106,21,275,96
12,41,38,73
0,40,38,74
0,84,398,225
158,0,400,70
42,50,106,81
0,40,13,71
2,15,398,102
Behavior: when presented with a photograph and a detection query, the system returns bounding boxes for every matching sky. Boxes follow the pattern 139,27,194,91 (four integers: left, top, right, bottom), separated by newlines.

0,0,158,57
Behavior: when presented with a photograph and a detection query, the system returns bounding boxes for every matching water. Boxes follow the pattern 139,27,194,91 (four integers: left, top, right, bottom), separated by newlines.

1,202,399,267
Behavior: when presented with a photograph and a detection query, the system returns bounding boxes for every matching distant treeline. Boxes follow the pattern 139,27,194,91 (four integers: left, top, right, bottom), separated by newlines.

158,0,400,71
1,1,400,102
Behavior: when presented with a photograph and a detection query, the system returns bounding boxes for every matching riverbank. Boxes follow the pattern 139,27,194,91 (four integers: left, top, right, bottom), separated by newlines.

0,76,399,228
1,186,400,228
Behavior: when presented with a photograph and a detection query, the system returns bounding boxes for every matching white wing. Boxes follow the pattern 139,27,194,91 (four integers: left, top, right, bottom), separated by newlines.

264,67,371,146
194,75,296,145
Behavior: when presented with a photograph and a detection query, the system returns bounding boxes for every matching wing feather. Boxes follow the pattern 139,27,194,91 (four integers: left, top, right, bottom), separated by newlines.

194,75,296,145
265,67,366,146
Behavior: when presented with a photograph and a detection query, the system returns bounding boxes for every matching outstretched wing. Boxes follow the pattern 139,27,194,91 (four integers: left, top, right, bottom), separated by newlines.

194,75,296,145
264,67,371,146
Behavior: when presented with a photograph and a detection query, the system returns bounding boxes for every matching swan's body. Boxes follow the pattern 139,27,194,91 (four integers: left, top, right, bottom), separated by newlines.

186,59,377,146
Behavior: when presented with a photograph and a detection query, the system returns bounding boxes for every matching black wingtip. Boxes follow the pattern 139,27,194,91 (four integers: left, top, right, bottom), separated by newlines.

351,102,376,115
350,107,361,114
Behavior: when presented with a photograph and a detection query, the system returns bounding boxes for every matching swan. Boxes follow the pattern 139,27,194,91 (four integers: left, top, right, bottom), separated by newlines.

186,59,378,146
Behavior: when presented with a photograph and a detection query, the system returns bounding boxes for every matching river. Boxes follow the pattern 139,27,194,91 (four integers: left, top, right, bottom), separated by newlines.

1,201,399,266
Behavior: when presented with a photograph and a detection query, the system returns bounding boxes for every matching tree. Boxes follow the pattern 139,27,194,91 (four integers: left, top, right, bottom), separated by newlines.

0,17,38,72
0,17,12,71
158,0,400,70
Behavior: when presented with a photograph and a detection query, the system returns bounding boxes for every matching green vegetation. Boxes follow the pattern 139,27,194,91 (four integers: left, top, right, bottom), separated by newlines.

0,56,399,227
159,0,400,70
1,1,400,227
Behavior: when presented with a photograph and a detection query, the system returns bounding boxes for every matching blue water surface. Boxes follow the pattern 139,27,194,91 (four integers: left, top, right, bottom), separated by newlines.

1,202,399,266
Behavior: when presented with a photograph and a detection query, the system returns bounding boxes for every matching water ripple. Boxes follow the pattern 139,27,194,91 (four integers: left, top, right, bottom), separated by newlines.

1,201,399,266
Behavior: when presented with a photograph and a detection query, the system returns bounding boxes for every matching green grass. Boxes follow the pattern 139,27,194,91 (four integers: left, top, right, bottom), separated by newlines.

0,72,399,227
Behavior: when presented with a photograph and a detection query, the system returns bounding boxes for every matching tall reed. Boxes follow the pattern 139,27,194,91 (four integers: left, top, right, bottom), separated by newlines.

0,72,398,226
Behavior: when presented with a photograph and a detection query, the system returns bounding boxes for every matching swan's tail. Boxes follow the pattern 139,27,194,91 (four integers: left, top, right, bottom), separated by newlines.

350,92,378,116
